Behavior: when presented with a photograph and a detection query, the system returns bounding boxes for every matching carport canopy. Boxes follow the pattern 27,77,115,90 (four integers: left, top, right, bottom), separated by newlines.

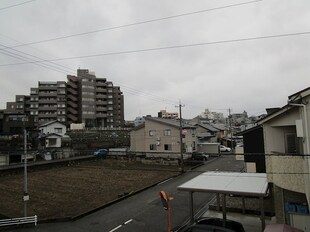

177,172,269,231
178,172,268,196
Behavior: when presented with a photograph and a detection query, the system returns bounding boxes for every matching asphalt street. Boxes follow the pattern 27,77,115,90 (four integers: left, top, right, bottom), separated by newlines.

4,154,244,232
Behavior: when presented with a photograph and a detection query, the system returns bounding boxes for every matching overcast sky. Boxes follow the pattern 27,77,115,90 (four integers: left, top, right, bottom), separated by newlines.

0,0,310,120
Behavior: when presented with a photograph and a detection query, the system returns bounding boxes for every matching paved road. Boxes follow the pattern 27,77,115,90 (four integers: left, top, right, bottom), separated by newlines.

5,155,244,232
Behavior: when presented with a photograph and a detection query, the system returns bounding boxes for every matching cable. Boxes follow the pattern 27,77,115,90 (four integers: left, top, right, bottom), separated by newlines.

1,30,309,67
0,49,71,75
0,43,179,105
0,0,262,49
0,44,75,74
0,43,75,74
0,0,35,11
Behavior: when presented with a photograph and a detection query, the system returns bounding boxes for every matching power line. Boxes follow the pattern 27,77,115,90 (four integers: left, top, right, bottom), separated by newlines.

1,30,309,67
0,0,35,11
0,0,262,49
0,44,75,75
0,42,179,105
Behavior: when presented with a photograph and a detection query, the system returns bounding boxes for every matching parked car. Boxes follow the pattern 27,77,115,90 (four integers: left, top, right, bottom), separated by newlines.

94,149,108,157
179,217,245,232
192,152,209,161
220,145,232,152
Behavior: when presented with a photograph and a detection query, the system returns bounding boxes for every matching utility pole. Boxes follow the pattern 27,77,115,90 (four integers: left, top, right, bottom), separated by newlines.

176,101,185,172
228,108,233,150
23,120,29,217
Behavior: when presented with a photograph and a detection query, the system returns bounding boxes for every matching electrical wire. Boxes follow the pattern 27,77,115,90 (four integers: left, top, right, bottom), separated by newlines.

1,31,309,67
0,0,262,49
0,0,35,11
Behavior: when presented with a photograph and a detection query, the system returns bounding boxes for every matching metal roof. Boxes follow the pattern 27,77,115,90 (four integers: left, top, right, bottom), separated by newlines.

178,172,268,197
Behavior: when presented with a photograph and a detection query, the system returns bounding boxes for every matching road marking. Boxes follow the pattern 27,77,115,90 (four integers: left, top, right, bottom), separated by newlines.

124,219,133,225
109,225,122,232
109,219,133,232
157,178,173,185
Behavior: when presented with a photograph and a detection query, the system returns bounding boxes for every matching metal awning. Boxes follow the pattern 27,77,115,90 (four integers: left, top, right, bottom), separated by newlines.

177,172,269,232
178,172,268,196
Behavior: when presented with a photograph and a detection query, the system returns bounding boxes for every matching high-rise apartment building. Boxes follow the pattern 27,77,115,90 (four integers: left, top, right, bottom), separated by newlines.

5,69,124,128
67,69,124,127
29,81,67,125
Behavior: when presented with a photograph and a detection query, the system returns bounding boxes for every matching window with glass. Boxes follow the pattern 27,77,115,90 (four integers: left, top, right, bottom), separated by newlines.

150,144,157,151
164,129,171,136
164,144,172,151
149,130,156,136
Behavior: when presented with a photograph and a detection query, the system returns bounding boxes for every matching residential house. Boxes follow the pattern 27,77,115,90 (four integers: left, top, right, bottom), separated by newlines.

39,120,66,148
158,109,179,119
195,123,220,143
257,87,310,228
130,117,197,158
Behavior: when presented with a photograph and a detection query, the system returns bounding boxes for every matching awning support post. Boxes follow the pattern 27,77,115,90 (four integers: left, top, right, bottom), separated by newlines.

222,194,226,227
216,193,220,211
189,191,194,223
260,196,265,231
242,196,245,214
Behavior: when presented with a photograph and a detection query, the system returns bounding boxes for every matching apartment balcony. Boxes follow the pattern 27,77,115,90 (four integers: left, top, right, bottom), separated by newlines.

68,108,78,115
67,81,78,89
67,87,78,95
67,101,78,108
38,86,57,90
96,88,107,93
67,95,78,102
96,107,107,111
39,106,57,111
57,91,66,95
96,113,107,118
96,100,107,106
38,92,58,97
96,94,106,99
38,99,57,104
67,114,78,122
38,113,57,118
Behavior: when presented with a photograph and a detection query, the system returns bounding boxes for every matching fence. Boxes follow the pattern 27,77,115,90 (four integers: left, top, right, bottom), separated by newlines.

0,215,37,227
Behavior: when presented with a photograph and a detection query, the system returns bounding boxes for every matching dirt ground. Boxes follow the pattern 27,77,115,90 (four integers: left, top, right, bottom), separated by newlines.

0,159,180,220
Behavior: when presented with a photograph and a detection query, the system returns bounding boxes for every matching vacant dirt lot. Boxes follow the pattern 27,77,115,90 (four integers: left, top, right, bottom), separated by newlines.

0,159,180,220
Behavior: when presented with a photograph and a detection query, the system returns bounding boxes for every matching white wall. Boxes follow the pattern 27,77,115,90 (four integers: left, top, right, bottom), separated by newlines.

40,122,66,136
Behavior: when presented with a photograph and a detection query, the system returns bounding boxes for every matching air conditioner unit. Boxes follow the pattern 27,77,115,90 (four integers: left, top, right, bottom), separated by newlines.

156,141,160,146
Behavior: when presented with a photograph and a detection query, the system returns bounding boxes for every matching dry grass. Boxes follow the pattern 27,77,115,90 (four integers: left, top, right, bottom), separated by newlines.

0,159,178,220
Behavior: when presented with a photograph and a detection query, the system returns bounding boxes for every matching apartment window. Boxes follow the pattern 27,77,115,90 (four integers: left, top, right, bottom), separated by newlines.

164,129,171,136
149,130,156,136
150,144,157,151
48,138,57,146
164,144,172,151
54,128,62,133
285,133,299,154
